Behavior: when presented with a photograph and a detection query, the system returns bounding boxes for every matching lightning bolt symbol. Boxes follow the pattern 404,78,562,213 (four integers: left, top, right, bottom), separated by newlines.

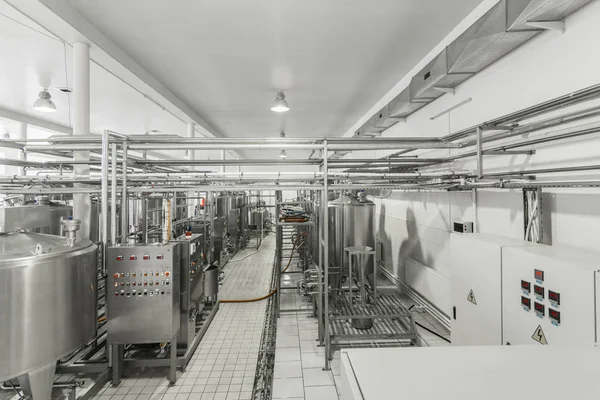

537,330,543,341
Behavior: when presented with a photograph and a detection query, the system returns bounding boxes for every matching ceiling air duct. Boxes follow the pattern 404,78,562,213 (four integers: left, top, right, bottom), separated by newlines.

354,0,592,138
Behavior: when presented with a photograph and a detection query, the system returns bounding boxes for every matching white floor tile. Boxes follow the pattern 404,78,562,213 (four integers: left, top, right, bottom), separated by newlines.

274,361,303,378
304,385,339,400
272,378,304,398
303,368,335,386
274,347,301,362
301,352,326,368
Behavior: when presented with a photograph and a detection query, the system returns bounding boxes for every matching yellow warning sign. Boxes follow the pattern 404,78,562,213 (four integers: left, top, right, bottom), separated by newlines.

467,289,477,305
532,325,548,345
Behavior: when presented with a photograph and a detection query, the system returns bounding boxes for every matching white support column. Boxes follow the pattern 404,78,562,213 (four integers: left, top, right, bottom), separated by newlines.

187,123,196,162
17,122,27,176
187,123,196,218
73,42,92,240
220,149,225,174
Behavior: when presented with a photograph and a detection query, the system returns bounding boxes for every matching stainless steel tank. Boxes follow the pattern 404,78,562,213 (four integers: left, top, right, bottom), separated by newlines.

327,193,375,289
0,231,97,399
216,194,230,218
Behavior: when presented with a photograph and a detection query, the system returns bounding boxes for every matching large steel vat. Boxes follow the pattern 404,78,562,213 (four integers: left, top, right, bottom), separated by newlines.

327,193,375,289
0,232,98,398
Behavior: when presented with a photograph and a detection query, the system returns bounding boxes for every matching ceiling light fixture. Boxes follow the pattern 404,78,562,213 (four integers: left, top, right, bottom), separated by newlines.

33,89,57,113
271,90,290,113
279,130,287,158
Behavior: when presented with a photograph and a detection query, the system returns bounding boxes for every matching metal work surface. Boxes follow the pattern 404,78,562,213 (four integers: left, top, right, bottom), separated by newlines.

340,345,600,400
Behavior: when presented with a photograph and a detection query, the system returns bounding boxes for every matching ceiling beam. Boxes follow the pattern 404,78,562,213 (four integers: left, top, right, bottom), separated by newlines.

0,106,72,135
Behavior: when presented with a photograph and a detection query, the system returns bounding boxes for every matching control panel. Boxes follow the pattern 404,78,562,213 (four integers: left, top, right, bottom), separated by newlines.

502,245,597,346
106,242,181,344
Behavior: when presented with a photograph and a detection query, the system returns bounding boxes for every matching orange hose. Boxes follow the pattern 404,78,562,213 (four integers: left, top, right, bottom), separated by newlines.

220,232,308,303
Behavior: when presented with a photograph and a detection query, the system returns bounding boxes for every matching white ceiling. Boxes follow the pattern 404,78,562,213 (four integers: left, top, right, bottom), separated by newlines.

65,0,482,157
0,1,225,162
0,0,484,161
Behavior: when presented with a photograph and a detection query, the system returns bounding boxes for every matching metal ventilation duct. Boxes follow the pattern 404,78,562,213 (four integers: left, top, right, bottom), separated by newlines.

508,0,592,31
354,0,592,138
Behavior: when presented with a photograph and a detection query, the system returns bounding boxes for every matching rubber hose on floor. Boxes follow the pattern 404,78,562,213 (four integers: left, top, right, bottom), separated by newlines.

220,232,308,303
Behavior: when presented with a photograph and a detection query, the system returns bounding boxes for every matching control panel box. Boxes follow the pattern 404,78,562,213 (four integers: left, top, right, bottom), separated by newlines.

106,242,181,344
502,245,598,346
449,233,538,346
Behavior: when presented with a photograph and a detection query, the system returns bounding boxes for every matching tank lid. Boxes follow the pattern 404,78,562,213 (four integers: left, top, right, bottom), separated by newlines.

0,232,93,262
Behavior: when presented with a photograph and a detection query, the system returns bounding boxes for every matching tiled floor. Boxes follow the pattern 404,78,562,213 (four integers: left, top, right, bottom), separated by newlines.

274,290,341,400
93,236,276,400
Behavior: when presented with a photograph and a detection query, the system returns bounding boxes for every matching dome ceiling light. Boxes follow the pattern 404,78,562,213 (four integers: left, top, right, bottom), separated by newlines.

33,89,57,113
271,90,290,113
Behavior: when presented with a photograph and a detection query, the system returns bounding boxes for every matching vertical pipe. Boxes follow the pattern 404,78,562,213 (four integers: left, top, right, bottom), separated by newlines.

17,122,27,176
210,192,215,264
73,42,91,240
476,126,483,179
187,123,196,219
220,150,225,174
275,190,282,318
141,149,148,243
121,141,128,244
472,188,479,233
101,130,109,274
323,139,330,370
110,143,117,245
142,198,148,243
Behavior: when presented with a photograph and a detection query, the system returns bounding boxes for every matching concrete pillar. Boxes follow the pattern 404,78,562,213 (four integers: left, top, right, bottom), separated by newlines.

73,42,92,240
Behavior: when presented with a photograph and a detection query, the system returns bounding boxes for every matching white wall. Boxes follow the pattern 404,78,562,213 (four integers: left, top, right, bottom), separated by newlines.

356,1,600,315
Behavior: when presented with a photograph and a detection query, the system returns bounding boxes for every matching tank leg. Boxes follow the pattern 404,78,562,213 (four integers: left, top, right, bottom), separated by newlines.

111,344,124,386
169,333,178,385
17,362,56,400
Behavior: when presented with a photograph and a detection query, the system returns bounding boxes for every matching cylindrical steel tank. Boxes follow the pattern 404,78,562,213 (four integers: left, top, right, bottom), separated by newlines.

327,193,375,289
0,232,98,382
216,194,230,218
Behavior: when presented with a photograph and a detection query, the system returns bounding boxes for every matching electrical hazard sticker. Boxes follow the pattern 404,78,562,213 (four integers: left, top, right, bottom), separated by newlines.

531,325,548,345
467,289,477,305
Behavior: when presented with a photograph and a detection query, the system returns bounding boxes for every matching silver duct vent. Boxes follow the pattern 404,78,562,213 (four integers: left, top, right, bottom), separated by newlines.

508,0,592,31
354,0,592,138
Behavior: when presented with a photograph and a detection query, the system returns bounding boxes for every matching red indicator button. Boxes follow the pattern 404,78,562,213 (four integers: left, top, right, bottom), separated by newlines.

535,269,544,281
130,255,137,261
157,254,164,260
165,271,170,277
132,282,136,286
113,273,119,279
115,292,119,296
143,255,150,260
117,255,123,261
144,281,148,286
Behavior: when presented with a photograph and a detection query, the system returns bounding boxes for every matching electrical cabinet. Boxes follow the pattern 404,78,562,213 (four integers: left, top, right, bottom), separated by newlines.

106,242,181,344
449,233,538,346
502,246,598,346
